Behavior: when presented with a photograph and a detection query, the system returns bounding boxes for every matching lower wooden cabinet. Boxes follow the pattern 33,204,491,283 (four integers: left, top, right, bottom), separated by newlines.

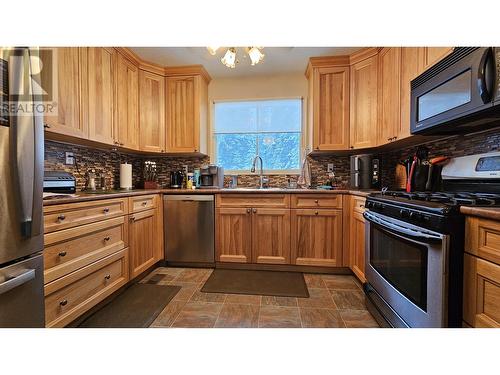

349,209,366,282
463,253,500,328
291,209,343,267
252,208,290,264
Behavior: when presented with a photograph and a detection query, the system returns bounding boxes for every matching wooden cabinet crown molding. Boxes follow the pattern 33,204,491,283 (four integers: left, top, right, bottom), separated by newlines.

305,55,351,78
349,47,382,65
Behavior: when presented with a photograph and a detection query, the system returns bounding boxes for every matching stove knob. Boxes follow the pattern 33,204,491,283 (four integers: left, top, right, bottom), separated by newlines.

409,212,422,221
399,209,409,218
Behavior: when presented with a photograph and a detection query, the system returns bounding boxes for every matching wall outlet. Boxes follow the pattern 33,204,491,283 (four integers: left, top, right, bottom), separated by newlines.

65,152,75,165
327,163,334,173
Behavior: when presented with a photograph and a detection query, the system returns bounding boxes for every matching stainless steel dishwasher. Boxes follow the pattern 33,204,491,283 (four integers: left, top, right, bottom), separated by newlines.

163,195,215,265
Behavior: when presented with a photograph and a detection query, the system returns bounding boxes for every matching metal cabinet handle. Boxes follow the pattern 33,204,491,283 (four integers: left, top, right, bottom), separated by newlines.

246,208,251,214
57,214,66,221
103,207,109,213
58,251,67,257
120,143,124,146
104,274,111,280
252,208,257,213
315,211,319,215
0,269,35,296
60,299,68,306
103,236,110,242
44,123,51,129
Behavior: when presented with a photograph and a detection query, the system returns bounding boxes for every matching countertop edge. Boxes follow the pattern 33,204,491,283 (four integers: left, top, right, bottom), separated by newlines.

460,206,500,221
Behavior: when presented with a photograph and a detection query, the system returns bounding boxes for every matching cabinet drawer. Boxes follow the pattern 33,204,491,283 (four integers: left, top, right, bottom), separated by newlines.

465,217,500,265
130,194,158,213
352,196,366,214
291,194,343,209
463,253,500,328
44,249,129,328
216,194,290,208
44,198,128,233
43,216,128,284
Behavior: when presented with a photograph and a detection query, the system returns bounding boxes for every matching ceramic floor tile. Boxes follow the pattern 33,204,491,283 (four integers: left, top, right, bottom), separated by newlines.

340,309,379,328
154,267,185,276
225,294,262,305
304,274,327,289
171,302,223,328
322,275,359,291
299,308,345,328
146,273,176,285
297,288,336,309
170,284,199,302
174,268,210,283
258,306,301,328
261,295,298,307
150,300,187,327
330,290,366,310
189,290,227,303
214,304,260,328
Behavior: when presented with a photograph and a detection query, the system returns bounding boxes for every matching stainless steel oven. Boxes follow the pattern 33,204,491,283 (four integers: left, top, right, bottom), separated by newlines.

363,211,449,328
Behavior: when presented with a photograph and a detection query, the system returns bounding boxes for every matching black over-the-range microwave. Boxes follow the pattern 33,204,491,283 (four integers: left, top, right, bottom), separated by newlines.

410,47,500,135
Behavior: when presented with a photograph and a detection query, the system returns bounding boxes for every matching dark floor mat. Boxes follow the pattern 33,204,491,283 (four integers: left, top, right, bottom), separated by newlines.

78,283,180,328
201,269,309,298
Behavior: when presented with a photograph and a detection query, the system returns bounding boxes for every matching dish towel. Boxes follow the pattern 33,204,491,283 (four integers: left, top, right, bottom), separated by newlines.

297,156,312,188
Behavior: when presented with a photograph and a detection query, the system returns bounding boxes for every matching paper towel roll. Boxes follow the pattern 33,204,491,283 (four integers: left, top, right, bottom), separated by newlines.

120,163,132,189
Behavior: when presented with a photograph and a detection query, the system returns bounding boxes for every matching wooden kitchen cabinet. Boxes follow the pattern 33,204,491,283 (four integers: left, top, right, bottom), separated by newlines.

215,207,253,263
348,196,367,282
115,51,139,149
306,62,350,151
41,47,87,139
128,208,160,278
139,70,165,153
84,47,117,145
422,47,454,70
378,47,401,145
165,74,209,153
291,208,343,267
251,208,291,264
349,52,378,149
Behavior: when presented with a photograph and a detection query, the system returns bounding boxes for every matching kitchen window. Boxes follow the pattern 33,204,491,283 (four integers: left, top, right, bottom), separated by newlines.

213,98,302,173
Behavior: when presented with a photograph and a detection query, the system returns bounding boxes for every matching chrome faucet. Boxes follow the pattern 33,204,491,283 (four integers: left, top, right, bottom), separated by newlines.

251,155,265,189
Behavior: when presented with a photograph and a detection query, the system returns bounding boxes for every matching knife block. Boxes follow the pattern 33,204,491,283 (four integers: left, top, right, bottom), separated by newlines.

144,181,158,189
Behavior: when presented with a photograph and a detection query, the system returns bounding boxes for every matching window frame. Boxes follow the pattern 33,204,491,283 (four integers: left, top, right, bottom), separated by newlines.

210,97,304,175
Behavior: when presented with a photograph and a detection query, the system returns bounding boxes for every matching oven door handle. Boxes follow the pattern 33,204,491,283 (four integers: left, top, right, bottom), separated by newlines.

363,211,444,241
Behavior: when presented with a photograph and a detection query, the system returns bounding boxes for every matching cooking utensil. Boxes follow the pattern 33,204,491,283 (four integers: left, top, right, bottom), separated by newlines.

406,155,418,192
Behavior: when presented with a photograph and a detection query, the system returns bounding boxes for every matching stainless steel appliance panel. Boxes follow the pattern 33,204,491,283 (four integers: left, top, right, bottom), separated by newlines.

0,253,45,327
164,195,215,264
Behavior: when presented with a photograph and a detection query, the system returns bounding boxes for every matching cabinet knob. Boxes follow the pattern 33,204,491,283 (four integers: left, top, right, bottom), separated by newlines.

58,251,67,257
161,149,165,153
130,216,136,222
120,143,124,146
246,208,251,214
315,146,319,150
350,146,354,149
104,274,111,280
103,207,110,213
314,211,319,215
114,141,120,145
194,149,198,152
59,299,68,306
103,236,110,242
252,208,257,213
43,123,51,129
314,199,319,204
57,214,66,221
142,201,147,206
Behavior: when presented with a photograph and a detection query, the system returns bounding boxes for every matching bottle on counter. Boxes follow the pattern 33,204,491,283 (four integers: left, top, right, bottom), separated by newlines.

187,173,195,190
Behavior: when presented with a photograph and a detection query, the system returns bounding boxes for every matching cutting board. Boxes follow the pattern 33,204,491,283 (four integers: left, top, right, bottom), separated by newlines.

395,164,407,190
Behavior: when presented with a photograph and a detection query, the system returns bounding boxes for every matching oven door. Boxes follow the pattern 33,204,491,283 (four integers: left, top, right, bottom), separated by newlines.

363,211,449,328
410,47,497,135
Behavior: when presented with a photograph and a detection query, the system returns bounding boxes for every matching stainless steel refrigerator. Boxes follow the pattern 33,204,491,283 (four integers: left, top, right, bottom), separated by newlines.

0,47,45,327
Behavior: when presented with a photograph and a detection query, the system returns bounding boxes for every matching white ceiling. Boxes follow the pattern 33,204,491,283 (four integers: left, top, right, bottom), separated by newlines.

130,47,362,79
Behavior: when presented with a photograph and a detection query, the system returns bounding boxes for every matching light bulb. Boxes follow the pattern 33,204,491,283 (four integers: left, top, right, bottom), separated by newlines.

207,46,219,55
248,47,264,66
221,48,237,68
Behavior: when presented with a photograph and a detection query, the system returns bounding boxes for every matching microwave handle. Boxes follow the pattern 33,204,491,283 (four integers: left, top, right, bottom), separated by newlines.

477,47,494,104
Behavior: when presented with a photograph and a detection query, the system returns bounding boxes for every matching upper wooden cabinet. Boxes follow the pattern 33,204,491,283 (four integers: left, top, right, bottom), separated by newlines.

139,70,165,153
42,48,87,139
306,60,350,152
378,47,401,145
349,52,378,149
423,47,454,70
165,73,209,153
84,47,116,145
115,52,139,149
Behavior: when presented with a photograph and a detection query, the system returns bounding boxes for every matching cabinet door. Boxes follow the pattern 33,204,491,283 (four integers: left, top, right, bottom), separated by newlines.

463,253,500,328
378,47,401,145
165,76,199,153
252,208,290,264
115,53,139,149
42,48,87,138
85,47,116,145
349,55,378,149
400,48,425,140
423,47,454,71
291,209,343,267
216,208,252,263
129,209,158,278
139,70,165,152
312,67,350,151
350,210,366,282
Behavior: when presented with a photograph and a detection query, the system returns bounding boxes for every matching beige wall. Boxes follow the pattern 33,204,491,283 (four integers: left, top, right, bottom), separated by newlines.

207,74,308,165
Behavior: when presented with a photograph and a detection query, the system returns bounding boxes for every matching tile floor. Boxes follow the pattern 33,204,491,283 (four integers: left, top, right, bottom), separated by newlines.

140,267,380,328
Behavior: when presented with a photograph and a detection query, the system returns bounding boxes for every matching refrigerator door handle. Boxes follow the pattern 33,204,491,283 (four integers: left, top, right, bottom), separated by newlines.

0,269,35,295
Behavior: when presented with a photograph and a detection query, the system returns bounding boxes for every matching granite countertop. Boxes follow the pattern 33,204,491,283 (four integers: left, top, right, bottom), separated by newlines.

460,206,500,221
42,187,377,206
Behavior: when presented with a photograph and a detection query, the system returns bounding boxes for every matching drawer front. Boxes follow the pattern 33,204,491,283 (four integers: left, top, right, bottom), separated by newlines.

352,196,366,214
291,194,343,209
216,194,290,208
44,198,128,233
44,249,129,328
43,216,128,284
465,217,500,265
130,194,158,213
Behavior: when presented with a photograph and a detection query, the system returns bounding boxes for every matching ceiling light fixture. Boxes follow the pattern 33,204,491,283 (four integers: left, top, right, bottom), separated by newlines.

208,47,265,69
